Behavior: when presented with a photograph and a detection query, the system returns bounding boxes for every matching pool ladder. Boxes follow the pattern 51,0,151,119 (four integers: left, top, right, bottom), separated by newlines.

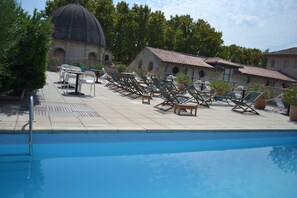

29,95,33,155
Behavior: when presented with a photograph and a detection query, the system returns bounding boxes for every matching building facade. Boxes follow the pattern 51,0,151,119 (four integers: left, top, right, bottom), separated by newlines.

127,47,296,90
127,47,215,80
266,47,297,80
48,3,111,69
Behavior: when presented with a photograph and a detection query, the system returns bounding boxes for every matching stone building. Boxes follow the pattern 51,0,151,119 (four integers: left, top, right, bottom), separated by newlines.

266,47,297,80
127,47,296,89
48,3,111,69
127,47,215,80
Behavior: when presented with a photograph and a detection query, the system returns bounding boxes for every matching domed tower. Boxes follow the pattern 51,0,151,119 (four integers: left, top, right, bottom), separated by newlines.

48,3,111,69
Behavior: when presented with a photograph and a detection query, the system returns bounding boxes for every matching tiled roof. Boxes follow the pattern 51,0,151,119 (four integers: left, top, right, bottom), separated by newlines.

205,57,243,68
268,47,297,56
239,66,296,82
146,47,213,68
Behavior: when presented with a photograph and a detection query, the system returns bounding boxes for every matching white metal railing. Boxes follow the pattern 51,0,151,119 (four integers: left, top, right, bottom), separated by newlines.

29,96,33,155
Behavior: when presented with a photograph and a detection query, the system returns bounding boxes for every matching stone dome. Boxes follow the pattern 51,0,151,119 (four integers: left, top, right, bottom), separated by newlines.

51,3,106,46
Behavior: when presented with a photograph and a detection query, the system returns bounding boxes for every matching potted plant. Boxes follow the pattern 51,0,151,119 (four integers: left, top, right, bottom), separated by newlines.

175,73,192,91
210,80,232,95
49,57,58,72
116,64,126,73
94,64,104,70
248,83,274,110
283,84,297,121
74,62,86,71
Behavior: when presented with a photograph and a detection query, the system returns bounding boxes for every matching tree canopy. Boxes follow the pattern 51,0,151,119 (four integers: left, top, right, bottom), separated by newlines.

44,0,266,66
0,0,52,95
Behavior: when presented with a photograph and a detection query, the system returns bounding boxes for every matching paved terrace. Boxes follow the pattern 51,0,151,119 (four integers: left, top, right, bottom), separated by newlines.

0,71,296,133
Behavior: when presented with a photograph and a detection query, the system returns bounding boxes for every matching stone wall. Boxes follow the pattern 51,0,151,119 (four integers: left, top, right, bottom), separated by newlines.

49,39,106,69
267,55,297,79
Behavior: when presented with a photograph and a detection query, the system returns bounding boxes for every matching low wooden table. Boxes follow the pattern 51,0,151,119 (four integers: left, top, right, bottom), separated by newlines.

142,94,152,104
174,103,198,116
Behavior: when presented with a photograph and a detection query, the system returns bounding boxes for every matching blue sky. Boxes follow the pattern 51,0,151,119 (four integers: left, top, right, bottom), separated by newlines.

20,0,297,52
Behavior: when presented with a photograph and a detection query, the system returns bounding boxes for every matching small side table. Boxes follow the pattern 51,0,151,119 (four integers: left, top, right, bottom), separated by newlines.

174,104,198,116
142,94,152,104
91,69,103,83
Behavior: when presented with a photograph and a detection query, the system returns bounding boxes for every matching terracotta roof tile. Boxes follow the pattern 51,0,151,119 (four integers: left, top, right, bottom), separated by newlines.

205,57,243,68
239,66,296,82
147,47,213,68
268,47,297,55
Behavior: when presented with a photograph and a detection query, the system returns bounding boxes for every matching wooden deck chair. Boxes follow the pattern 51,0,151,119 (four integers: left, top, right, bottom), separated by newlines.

164,80,180,96
186,85,212,108
128,76,151,96
119,75,137,95
212,86,244,106
231,91,263,115
154,83,190,111
142,76,161,97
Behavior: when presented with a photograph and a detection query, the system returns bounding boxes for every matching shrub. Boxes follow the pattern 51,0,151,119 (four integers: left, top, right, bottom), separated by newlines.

248,82,274,99
0,0,26,95
283,84,297,105
116,64,126,73
0,1,52,95
94,64,104,70
74,62,87,71
175,73,192,85
210,80,232,92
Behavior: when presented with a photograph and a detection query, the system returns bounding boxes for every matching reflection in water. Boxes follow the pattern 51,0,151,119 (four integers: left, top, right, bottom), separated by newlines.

269,145,297,173
1,137,297,198
0,155,44,198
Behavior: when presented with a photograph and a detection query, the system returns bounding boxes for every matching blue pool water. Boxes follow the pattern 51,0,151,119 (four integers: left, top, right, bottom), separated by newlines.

1,131,297,198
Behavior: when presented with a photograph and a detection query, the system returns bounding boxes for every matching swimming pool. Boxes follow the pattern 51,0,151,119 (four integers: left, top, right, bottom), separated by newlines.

1,131,297,198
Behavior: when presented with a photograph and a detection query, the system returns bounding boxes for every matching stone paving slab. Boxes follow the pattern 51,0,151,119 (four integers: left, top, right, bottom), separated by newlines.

0,71,297,133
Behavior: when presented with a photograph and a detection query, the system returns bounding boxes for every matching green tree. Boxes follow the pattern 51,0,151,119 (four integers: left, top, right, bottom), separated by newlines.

163,18,176,50
0,0,52,95
45,0,90,16
166,15,195,53
87,0,115,48
147,11,166,48
164,16,223,57
13,10,52,93
131,4,151,54
112,1,138,63
192,19,223,57
0,0,26,94
219,44,265,67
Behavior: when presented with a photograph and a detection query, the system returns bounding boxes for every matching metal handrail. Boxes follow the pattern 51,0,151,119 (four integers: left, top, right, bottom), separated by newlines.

29,96,33,155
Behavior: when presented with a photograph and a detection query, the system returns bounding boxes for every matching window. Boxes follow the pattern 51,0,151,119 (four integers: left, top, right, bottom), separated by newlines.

105,55,109,61
223,68,231,81
148,62,154,72
88,52,96,60
246,76,251,84
53,48,65,63
199,70,205,78
88,52,96,67
138,60,143,69
294,61,297,69
172,66,179,74
266,80,270,86
284,60,289,68
271,60,275,67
